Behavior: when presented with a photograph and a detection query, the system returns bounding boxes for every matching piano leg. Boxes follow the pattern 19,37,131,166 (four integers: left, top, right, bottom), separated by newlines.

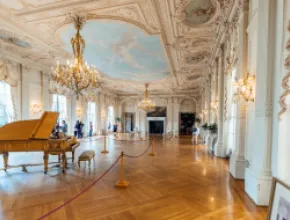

72,150,75,162
62,153,66,173
43,152,49,174
3,152,8,171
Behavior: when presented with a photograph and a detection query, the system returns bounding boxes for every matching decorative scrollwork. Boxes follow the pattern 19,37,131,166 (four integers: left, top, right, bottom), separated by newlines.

278,20,290,120
278,71,290,120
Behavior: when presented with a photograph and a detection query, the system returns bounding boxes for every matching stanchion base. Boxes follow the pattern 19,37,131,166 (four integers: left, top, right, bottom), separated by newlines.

101,150,109,154
148,153,156,156
115,180,129,188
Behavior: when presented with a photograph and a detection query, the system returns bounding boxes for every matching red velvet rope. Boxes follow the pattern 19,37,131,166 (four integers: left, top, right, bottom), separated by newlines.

123,141,153,158
36,155,121,220
106,137,152,142
36,138,154,219
80,137,105,142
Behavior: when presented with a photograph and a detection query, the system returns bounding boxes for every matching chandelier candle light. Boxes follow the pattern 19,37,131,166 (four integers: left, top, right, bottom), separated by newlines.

51,16,99,98
233,72,256,102
138,84,156,112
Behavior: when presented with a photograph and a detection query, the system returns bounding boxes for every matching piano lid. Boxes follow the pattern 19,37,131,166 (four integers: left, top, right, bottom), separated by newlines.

0,111,59,141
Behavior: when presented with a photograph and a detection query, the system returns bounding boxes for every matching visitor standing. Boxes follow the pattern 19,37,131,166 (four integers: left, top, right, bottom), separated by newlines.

74,120,79,137
78,121,84,139
89,122,93,137
192,123,200,145
62,120,68,136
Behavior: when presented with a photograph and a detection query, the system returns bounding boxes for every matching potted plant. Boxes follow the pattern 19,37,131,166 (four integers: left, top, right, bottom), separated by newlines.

114,117,121,132
208,123,218,134
202,123,209,130
195,118,201,124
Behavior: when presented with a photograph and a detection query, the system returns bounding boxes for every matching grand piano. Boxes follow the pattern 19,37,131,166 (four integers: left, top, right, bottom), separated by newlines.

0,111,79,173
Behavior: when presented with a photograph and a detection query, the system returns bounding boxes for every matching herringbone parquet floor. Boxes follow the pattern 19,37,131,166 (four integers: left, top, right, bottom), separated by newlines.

0,135,268,220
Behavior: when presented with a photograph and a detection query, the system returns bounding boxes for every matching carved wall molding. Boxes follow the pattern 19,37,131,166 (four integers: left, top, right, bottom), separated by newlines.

224,86,227,121
278,20,290,120
256,103,273,118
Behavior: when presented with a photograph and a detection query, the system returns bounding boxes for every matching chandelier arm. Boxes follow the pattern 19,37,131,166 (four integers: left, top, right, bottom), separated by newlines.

77,80,90,91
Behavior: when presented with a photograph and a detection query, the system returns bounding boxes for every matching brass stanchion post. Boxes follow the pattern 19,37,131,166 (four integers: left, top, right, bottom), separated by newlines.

163,133,167,147
101,135,109,154
115,152,129,188
149,138,156,156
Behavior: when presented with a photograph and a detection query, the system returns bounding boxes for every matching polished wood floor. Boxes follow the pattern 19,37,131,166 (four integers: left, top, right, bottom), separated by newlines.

0,135,267,220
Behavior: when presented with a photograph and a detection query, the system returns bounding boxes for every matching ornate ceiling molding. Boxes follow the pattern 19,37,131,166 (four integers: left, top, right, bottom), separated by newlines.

0,0,239,96
173,0,221,28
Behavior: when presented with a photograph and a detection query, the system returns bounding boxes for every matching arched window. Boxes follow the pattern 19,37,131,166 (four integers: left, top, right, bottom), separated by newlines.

107,106,114,132
227,67,237,154
0,81,14,126
87,102,96,135
52,94,67,123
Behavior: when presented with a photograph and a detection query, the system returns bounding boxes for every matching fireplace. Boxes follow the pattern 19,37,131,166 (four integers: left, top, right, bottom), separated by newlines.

147,117,165,134
149,121,164,134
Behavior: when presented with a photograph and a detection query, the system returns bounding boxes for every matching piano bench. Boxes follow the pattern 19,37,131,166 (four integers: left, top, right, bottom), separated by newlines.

78,150,95,169
67,142,80,162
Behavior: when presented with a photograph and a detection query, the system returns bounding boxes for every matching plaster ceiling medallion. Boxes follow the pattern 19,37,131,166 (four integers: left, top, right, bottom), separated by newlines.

59,19,171,83
184,51,210,66
0,30,31,48
174,0,220,28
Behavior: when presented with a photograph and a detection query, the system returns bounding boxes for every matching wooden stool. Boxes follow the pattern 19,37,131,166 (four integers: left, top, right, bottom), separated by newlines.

78,150,95,169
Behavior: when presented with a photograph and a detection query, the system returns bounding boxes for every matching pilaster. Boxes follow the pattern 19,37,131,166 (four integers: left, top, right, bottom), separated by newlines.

207,75,212,123
215,45,226,157
245,0,273,205
230,4,249,179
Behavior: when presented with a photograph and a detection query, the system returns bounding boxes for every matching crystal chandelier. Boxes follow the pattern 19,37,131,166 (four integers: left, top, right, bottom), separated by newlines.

138,84,156,112
51,16,99,98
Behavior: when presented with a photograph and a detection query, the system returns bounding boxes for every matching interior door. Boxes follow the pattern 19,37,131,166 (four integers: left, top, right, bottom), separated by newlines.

125,113,132,133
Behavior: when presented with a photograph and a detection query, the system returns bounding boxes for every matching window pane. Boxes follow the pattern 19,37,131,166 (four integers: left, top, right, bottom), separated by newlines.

87,102,96,135
0,81,14,126
52,94,67,124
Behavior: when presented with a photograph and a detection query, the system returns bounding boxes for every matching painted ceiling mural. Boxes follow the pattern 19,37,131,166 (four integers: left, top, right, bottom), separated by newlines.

60,20,171,83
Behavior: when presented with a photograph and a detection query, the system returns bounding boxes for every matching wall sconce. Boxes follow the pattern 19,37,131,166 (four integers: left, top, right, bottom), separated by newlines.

30,103,43,114
211,100,218,110
76,108,83,118
203,109,209,115
232,72,256,102
101,111,106,119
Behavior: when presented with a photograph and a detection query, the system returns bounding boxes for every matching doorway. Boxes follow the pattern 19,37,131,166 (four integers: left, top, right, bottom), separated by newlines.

124,113,135,132
179,113,195,135
149,121,164,134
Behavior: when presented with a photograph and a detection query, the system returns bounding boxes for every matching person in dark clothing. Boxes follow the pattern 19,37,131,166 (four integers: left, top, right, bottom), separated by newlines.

78,121,84,139
74,120,79,137
51,123,60,139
